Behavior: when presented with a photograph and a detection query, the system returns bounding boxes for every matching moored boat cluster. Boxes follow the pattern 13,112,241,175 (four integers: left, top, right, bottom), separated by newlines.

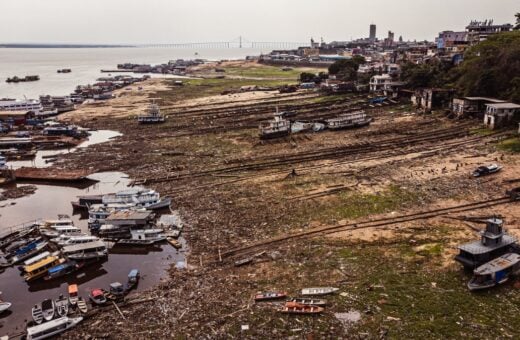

254,287,339,315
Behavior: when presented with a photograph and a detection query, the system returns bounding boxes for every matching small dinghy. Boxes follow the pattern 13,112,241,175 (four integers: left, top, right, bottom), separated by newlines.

41,298,55,321
89,289,107,305
301,287,339,296
32,304,44,324
287,297,327,306
254,291,287,301
279,302,324,314
0,292,11,313
68,284,79,306
55,294,69,317
77,297,88,314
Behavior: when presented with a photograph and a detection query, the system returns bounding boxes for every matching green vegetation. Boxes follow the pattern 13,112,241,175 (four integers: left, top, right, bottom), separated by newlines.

400,59,457,89
497,137,520,153
469,127,496,136
328,56,366,81
220,64,322,80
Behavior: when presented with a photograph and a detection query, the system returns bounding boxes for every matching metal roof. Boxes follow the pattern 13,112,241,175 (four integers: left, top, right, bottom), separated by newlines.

474,253,520,275
63,240,106,253
106,210,152,220
486,103,520,109
24,256,58,272
458,235,516,254
463,97,506,103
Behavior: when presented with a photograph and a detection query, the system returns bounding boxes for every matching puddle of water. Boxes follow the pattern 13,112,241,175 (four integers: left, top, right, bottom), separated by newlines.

0,172,184,337
6,130,122,169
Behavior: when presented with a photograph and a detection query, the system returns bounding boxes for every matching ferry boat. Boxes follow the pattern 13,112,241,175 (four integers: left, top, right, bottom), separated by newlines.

325,111,372,130
41,216,74,228
19,251,61,272
102,189,172,210
44,260,83,281
87,203,137,231
137,100,165,124
23,256,64,282
41,225,82,238
117,229,166,246
259,111,291,139
62,240,108,261
26,316,83,340
55,235,100,247
0,98,43,113
468,253,520,291
97,224,131,240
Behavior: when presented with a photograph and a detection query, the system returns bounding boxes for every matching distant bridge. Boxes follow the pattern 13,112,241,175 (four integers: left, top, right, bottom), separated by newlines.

137,37,309,49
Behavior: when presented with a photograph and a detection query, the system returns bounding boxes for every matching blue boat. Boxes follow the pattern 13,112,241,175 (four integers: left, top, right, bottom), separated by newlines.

13,240,39,256
44,261,81,281
125,269,140,291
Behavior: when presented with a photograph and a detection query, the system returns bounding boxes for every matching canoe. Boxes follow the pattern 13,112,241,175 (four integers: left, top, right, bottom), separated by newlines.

0,301,11,313
55,295,69,317
279,304,324,314
32,304,44,324
301,287,339,296
287,298,327,306
68,284,79,306
77,297,88,314
254,292,287,301
41,298,55,321
167,238,182,249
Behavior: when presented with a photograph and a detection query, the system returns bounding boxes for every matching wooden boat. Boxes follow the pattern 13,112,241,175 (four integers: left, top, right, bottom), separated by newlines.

44,261,83,281
279,303,324,314
259,111,291,140
468,253,520,291
301,287,339,296
167,237,182,249
125,269,140,292
24,256,64,282
254,292,287,301
117,229,166,246
62,240,107,261
32,304,44,324
54,294,69,317
27,316,83,340
287,298,327,306
108,282,125,298
325,111,372,131
77,297,88,314
41,299,55,321
89,289,107,305
68,284,79,306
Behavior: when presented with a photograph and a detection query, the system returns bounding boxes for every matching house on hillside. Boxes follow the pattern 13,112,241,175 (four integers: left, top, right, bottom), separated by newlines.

411,89,455,112
452,97,506,118
483,103,520,129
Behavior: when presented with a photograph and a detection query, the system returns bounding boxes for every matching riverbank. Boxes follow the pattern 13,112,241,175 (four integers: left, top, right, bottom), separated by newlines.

53,61,520,338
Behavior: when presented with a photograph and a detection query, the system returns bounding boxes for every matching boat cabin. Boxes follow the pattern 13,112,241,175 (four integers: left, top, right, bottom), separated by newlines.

109,282,125,296
105,210,154,227
24,256,63,282
468,253,520,290
455,218,517,269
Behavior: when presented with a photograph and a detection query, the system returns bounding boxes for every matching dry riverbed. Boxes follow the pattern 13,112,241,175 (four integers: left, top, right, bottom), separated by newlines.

54,62,520,339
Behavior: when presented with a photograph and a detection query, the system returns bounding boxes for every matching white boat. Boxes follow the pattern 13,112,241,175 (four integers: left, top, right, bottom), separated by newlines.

0,292,11,313
41,299,55,322
19,251,60,272
301,287,339,296
54,295,68,317
41,225,82,238
0,98,43,113
62,240,108,261
87,203,137,230
325,111,372,130
56,235,99,247
137,100,165,124
102,188,171,210
117,229,166,246
27,316,83,340
32,304,43,324
77,297,88,314
11,241,48,264
468,253,520,291
259,111,291,139
40,216,73,228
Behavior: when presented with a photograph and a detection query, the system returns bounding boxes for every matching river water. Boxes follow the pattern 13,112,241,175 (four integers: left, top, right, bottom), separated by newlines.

0,130,186,336
0,47,265,99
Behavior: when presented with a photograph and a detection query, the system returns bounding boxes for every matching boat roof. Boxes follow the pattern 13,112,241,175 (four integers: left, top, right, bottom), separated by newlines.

48,263,70,274
68,284,78,294
24,256,58,272
132,229,163,234
24,251,51,265
128,269,139,277
63,240,106,253
91,289,104,297
106,210,152,221
458,235,516,254
27,317,77,335
474,253,520,275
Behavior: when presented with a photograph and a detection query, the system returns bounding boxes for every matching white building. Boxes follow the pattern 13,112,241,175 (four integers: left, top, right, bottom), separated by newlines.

369,74,393,92
484,103,520,129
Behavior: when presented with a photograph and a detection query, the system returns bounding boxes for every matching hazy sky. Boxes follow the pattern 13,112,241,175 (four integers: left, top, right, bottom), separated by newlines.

0,0,517,44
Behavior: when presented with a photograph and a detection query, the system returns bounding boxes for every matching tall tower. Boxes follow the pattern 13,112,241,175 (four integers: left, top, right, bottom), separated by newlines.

369,24,376,41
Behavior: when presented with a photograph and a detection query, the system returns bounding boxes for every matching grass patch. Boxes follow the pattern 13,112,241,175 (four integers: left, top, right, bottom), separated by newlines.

497,137,520,153
220,64,323,80
470,127,495,136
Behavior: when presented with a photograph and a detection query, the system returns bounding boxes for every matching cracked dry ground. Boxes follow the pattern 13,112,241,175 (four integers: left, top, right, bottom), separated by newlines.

60,88,520,339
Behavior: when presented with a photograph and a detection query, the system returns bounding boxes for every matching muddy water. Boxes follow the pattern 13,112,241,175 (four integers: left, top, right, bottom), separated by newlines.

0,171,185,337
6,129,123,169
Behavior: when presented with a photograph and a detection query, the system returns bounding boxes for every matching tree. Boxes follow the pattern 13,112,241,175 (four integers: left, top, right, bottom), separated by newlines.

328,56,366,81
300,72,317,83
515,12,520,30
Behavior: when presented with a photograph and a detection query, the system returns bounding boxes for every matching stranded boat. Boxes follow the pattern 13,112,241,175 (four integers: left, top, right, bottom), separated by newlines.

468,253,520,291
259,111,291,140
137,99,165,124
301,287,339,296
62,240,108,261
89,288,107,305
117,229,166,246
125,269,140,291
26,316,83,340
54,294,69,317
41,298,55,322
287,298,327,306
77,297,88,314
32,304,44,324
254,292,287,301
279,302,324,315
102,188,171,210
472,164,502,177
325,111,372,130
